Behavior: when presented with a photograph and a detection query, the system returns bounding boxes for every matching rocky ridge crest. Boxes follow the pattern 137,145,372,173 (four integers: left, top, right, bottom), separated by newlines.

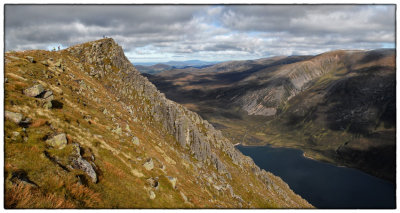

4,38,312,208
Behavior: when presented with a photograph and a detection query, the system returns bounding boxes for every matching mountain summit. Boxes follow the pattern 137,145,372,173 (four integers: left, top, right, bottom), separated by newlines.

4,38,312,208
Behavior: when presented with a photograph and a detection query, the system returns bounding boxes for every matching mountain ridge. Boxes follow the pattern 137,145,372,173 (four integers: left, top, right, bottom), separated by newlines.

146,48,396,182
4,38,312,208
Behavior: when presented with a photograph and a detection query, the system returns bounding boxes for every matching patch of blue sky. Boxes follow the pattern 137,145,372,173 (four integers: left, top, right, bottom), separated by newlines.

46,44,67,51
381,43,395,49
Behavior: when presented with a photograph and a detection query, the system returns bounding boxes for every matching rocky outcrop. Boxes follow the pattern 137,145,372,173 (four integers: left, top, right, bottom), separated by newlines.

5,111,25,124
143,158,154,171
5,111,31,126
24,84,45,97
69,143,97,183
63,38,311,207
234,53,342,116
45,133,68,149
66,38,278,180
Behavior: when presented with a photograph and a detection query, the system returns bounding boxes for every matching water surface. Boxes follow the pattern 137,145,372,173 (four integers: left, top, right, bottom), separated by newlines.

237,145,396,209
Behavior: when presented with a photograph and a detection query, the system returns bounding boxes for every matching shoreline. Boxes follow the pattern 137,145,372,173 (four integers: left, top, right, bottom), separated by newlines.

302,152,317,161
238,142,345,167
236,142,393,183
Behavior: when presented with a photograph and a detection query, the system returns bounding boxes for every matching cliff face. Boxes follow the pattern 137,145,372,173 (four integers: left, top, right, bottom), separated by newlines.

233,51,343,116
273,49,396,181
4,38,312,208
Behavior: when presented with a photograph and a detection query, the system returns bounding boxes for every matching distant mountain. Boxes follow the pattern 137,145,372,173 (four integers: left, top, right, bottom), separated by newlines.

134,60,220,74
163,60,220,68
135,63,174,74
147,49,396,182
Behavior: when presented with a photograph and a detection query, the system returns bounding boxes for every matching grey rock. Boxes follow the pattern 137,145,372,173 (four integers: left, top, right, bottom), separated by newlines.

24,84,45,97
146,177,159,189
5,111,24,124
111,126,122,135
149,190,156,200
213,184,223,191
180,191,188,203
211,153,228,174
26,56,35,63
11,131,22,141
42,90,54,101
71,155,97,183
132,136,140,145
70,143,98,183
166,176,177,189
125,124,131,133
143,158,154,171
46,133,67,149
43,101,52,109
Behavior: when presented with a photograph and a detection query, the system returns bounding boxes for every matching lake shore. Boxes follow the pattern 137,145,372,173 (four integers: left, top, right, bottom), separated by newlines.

302,152,316,161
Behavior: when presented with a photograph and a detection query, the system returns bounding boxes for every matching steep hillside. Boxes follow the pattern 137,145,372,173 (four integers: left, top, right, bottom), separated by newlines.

4,38,312,208
147,49,396,182
267,49,396,181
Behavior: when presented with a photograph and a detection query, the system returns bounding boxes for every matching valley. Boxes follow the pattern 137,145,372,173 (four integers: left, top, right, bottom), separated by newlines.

145,49,396,182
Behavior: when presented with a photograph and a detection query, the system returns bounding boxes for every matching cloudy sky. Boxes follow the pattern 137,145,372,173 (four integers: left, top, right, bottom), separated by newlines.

5,5,396,63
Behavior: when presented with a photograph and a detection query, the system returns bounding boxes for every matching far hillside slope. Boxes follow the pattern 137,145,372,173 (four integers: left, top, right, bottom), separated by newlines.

146,49,396,182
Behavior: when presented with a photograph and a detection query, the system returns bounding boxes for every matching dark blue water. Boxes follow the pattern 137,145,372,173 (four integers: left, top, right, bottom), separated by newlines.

237,145,396,209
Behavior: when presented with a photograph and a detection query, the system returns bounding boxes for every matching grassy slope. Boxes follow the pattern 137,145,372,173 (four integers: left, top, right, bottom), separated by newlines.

4,41,312,208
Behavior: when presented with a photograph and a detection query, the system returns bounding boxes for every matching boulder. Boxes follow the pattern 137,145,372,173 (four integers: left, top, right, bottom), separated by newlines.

70,155,97,183
180,191,188,203
26,56,35,63
46,133,68,149
132,136,140,145
125,124,131,133
5,111,24,124
11,131,21,140
146,177,159,189
69,143,97,183
24,84,44,97
166,176,177,189
149,190,156,200
42,90,54,101
43,101,52,109
111,126,122,135
143,158,154,171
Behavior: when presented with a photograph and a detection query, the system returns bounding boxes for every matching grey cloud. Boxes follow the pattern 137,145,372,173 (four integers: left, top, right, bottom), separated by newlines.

4,5,395,62
219,5,395,39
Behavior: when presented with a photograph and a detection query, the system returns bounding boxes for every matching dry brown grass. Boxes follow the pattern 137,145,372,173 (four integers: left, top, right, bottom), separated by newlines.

66,183,103,207
5,183,76,209
30,118,48,128
103,161,127,179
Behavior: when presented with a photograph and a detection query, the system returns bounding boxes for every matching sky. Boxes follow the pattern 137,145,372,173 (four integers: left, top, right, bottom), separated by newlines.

4,4,396,63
